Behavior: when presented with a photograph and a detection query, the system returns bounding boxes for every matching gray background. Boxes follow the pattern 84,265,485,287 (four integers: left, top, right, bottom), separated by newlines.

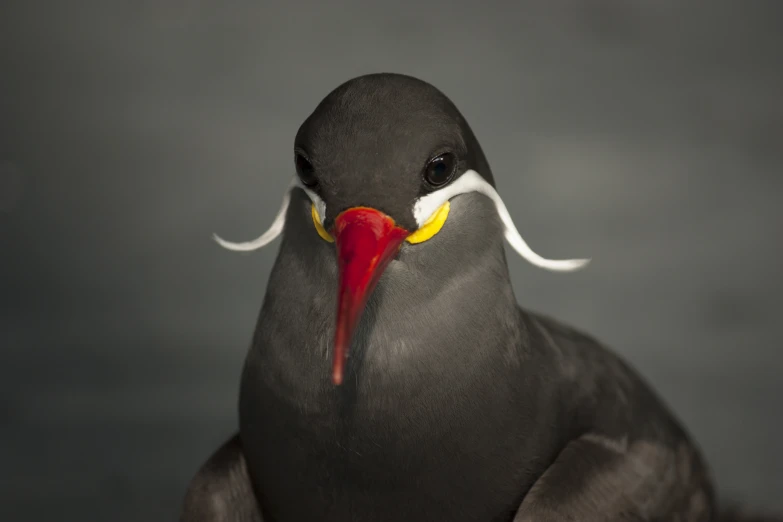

1,1,781,521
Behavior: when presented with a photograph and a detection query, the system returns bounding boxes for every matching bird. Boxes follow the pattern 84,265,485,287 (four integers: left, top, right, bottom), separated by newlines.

179,73,771,522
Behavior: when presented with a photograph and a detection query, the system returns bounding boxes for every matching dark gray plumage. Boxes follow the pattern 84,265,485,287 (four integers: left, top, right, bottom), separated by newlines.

180,74,768,522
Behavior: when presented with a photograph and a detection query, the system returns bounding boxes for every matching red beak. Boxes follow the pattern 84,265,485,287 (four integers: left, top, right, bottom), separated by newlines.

330,207,409,385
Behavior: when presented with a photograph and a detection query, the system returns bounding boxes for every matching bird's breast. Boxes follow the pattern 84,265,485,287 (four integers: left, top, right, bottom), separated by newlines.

237,245,551,520
238,331,551,522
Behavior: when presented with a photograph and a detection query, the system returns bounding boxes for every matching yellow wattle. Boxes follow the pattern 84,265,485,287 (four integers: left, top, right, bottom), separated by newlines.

406,201,450,244
310,201,449,245
311,204,334,242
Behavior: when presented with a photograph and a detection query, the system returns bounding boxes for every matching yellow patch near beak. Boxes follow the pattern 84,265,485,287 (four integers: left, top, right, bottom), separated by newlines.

311,204,335,242
406,201,450,244
310,201,450,245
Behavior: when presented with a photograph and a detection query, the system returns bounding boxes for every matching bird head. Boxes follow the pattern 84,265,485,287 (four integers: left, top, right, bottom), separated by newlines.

214,73,589,385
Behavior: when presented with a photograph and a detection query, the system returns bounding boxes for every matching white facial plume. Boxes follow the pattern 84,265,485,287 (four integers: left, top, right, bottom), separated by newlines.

214,170,590,272
212,176,326,252
412,170,590,271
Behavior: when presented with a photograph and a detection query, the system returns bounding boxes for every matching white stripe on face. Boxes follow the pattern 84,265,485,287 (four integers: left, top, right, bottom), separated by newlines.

212,176,326,252
214,170,590,272
412,170,590,272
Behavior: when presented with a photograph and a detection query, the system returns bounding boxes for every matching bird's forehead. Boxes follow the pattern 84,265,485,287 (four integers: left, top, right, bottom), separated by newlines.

297,77,466,160
301,104,464,163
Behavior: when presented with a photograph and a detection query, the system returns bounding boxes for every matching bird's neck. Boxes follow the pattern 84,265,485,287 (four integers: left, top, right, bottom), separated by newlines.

247,192,522,398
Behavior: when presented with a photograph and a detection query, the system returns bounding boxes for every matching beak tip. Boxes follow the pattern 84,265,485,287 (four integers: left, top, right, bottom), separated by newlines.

332,369,344,386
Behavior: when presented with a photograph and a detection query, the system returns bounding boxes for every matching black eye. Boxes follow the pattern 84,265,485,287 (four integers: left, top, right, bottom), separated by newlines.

295,153,317,187
424,153,456,187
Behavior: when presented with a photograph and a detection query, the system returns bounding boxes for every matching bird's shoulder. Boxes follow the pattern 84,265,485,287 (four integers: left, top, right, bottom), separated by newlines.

518,307,694,443
518,307,606,357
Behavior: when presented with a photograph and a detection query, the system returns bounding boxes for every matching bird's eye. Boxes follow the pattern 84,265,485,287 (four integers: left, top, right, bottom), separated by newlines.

424,153,456,187
295,153,317,187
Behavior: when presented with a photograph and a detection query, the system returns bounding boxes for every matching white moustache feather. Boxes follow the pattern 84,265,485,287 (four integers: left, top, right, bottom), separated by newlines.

213,170,590,272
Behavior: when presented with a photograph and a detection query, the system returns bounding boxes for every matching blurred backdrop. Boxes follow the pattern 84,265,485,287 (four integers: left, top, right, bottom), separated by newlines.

1,1,781,521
